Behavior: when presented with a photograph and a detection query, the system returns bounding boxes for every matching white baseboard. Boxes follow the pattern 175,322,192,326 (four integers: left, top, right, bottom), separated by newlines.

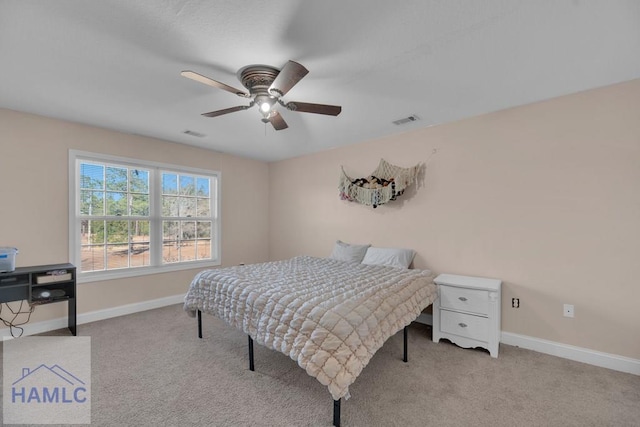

78,294,184,325
1,294,184,339
501,331,640,376
4,299,638,377
412,314,639,376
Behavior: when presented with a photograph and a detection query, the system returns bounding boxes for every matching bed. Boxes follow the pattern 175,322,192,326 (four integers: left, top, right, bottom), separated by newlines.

183,255,437,426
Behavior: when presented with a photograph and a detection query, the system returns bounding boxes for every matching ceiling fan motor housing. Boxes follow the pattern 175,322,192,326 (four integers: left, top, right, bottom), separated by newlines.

238,65,279,95
238,65,281,114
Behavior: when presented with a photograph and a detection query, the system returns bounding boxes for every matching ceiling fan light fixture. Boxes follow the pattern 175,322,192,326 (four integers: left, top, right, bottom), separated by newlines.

255,94,276,114
260,109,275,122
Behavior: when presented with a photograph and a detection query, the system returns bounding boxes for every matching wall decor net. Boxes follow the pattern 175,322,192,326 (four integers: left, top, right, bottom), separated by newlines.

339,159,422,208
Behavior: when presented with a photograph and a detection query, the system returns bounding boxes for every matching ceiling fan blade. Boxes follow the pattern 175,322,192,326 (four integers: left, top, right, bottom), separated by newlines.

202,104,252,118
181,70,249,98
268,111,289,131
269,61,309,97
285,101,342,116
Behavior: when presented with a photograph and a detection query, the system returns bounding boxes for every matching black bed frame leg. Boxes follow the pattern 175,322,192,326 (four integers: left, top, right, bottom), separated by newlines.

333,398,341,427
403,326,408,363
197,310,202,339
248,335,255,371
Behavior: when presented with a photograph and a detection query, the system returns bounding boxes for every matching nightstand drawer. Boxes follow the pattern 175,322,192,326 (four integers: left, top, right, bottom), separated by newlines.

441,309,489,342
440,285,488,315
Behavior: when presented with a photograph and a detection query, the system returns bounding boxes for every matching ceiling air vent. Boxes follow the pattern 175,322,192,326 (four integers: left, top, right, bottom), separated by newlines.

392,115,420,126
183,130,206,138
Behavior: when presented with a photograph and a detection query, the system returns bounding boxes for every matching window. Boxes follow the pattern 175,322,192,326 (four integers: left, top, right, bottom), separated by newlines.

160,172,213,263
69,151,220,282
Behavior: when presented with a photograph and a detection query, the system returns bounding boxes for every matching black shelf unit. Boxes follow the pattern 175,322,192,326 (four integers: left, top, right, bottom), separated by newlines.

0,263,76,335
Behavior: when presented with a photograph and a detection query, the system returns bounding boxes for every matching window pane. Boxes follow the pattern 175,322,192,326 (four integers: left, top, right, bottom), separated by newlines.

196,240,211,260
105,220,130,270
130,194,149,216
196,177,210,197
162,221,180,263
162,196,178,217
80,191,104,215
130,169,149,193
83,220,105,244
162,173,178,195
180,241,196,261
179,197,196,217
106,166,128,191
162,242,179,264
197,221,211,238
107,244,129,269
162,219,180,263
81,245,105,272
106,220,128,244
130,243,150,267
181,221,196,240
163,221,179,240
132,220,150,240
106,192,127,216
180,175,195,196
180,221,196,262
131,219,150,267
131,220,150,267
80,163,104,190
80,220,90,245
196,198,210,217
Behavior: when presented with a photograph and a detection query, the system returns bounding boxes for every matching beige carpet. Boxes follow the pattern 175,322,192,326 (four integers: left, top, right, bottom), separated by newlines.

3,304,639,426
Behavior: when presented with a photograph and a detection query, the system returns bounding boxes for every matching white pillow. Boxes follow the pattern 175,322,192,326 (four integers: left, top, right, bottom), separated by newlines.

329,240,371,263
361,247,416,269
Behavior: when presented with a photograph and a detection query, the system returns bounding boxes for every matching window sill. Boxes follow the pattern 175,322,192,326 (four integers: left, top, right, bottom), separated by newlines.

77,259,220,284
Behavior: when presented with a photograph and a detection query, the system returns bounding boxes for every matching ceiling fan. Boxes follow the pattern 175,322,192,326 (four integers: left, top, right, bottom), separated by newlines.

181,60,342,131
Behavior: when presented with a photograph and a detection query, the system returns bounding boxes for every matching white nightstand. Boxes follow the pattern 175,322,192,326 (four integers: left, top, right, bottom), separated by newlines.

432,274,502,357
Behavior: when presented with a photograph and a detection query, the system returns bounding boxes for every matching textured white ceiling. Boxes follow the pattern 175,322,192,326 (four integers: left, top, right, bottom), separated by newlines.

1,1,639,162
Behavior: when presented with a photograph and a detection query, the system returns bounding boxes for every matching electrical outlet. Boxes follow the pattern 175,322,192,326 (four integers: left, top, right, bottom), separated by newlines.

512,298,520,308
563,304,574,318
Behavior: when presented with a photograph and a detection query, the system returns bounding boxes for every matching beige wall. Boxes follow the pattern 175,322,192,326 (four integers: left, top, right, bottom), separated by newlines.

2,79,639,360
269,79,640,360
0,109,269,323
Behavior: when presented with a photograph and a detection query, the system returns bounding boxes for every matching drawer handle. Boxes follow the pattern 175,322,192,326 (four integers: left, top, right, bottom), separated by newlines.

458,323,468,328
458,297,468,302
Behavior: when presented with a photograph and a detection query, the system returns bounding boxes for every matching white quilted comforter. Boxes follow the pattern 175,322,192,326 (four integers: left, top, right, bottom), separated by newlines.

183,256,437,400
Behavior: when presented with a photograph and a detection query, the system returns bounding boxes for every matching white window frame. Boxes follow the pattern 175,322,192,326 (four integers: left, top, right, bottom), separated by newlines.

69,150,221,283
